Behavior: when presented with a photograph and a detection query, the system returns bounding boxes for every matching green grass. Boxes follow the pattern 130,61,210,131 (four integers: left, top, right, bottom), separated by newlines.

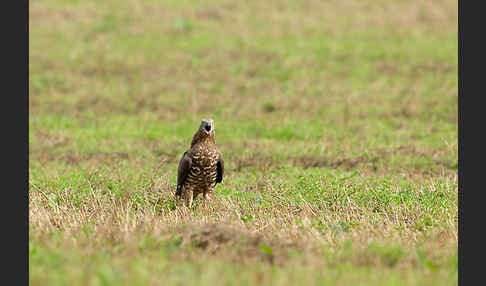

30,0,457,285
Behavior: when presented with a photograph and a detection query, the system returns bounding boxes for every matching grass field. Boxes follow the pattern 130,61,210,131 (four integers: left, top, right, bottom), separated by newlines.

29,0,458,285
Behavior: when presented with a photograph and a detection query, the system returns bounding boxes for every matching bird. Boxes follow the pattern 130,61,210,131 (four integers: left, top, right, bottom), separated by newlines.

175,118,224,208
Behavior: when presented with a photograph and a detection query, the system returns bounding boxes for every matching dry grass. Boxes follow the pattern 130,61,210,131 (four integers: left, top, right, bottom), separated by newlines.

29,166,458,284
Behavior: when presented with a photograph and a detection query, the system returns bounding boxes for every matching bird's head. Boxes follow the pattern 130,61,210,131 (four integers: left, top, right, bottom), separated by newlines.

200,118,214,135
191,118,216,147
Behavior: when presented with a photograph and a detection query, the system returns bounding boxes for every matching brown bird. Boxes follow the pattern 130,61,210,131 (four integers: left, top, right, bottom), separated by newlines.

175,119,224,208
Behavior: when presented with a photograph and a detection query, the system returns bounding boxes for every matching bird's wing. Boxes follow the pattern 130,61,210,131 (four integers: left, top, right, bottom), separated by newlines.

176,151,192,197
216,153,224,184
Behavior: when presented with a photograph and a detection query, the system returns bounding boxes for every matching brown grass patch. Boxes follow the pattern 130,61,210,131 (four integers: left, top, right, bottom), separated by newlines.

178,223,294,265
292,155,377,170
230,145,455,174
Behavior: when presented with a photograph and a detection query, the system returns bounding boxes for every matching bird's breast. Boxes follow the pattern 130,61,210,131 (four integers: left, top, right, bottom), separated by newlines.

185,148,219,190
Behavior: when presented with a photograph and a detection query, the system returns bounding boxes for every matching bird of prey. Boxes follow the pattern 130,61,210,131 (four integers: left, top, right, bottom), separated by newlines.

175,119,224,208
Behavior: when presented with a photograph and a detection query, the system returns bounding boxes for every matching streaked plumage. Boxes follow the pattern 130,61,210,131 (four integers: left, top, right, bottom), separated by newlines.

176,119,224,207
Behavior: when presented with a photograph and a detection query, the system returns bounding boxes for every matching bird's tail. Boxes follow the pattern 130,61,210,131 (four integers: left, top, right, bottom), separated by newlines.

175,185,182,198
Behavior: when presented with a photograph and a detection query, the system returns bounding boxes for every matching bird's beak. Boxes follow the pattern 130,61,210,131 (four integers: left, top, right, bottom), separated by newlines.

204,122,212,134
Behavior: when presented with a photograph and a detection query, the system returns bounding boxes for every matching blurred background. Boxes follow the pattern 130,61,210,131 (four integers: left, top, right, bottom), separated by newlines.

29,0,457,175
